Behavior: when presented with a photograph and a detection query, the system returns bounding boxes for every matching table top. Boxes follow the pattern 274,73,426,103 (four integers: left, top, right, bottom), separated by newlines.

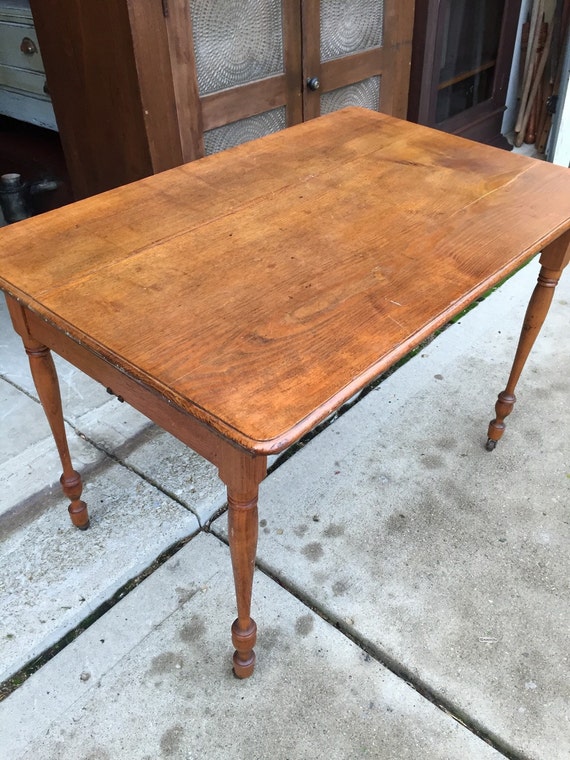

2,108,570,453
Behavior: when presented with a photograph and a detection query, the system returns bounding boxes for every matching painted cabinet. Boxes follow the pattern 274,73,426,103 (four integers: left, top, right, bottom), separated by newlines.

0,0,55,129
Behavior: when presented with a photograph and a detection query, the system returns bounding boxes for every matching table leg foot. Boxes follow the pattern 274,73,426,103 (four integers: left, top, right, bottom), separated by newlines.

231,618,257,678
486,391,516,450
61,470,89,528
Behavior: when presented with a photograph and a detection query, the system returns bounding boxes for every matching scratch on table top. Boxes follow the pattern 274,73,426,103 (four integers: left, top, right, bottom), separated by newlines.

387,314,405,330
450,162,536,221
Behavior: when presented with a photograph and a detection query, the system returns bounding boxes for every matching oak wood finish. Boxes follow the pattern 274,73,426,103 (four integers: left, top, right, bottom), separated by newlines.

1,109,570,676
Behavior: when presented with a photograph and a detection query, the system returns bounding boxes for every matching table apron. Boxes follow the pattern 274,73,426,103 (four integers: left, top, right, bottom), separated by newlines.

7,297,246,471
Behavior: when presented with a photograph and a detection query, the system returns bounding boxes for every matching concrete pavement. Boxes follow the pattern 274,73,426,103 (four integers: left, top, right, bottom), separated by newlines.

0,258,569,759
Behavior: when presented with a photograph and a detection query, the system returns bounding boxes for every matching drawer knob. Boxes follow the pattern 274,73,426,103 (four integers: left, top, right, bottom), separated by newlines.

20,37,38,56
306,77,320,91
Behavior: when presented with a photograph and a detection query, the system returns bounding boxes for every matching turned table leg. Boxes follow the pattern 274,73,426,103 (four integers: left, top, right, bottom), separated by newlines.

5,295,89,527
24,338,89,530
24,337,89,528
219,449,267,678
487,233,570,450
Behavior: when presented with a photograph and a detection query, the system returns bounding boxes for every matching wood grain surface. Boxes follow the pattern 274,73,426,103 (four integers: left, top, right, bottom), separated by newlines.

2,108,570,452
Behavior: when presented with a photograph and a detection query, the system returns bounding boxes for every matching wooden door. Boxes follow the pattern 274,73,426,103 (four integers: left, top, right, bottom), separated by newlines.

301,0,414,120
167,0,304,160
169,0,414,160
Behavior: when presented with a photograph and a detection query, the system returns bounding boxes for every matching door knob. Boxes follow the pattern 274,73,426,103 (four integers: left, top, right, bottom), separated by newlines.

306,77,320,91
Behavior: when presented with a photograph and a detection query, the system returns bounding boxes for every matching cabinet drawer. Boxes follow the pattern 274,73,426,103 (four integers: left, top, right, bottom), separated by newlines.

0,0,56,129
0,62,47,95
0,21,45,72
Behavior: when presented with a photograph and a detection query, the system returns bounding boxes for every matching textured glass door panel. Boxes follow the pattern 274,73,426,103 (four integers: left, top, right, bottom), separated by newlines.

320,0,384,62
302,0,412,121
320,77,380,115
190,0,284,95
181,0,411,158
203,107,287,155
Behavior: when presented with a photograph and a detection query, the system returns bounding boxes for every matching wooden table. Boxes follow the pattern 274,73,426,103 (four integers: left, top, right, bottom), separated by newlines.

2,108,570,677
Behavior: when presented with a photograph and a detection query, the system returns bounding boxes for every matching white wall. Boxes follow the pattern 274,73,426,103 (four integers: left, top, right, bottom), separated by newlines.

547,30,570,166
